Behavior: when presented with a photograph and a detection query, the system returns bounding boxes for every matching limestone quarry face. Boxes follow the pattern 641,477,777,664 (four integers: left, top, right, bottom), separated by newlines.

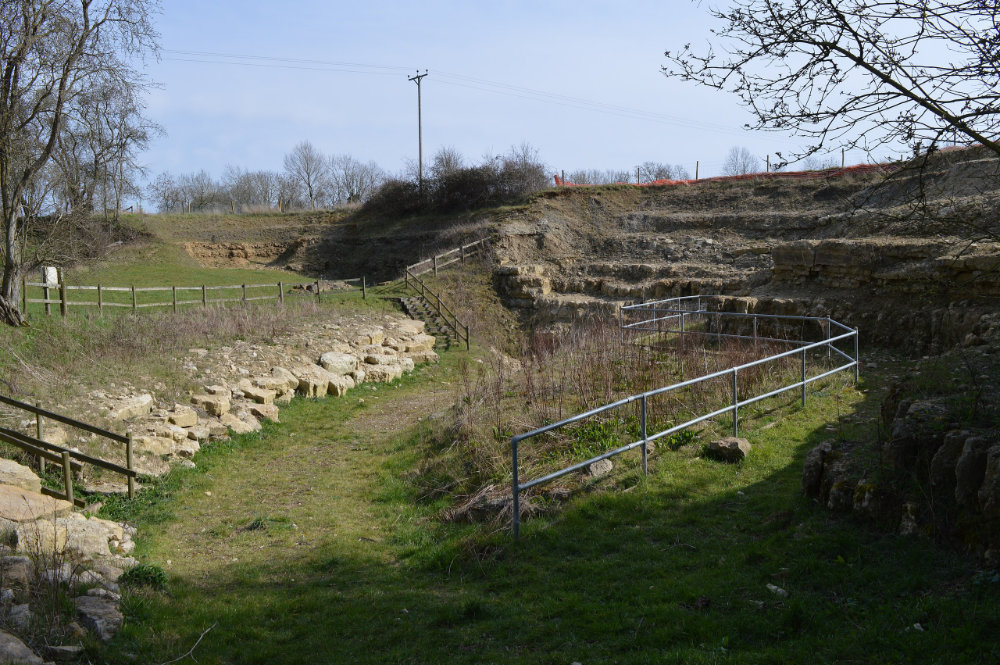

490,148,1000,352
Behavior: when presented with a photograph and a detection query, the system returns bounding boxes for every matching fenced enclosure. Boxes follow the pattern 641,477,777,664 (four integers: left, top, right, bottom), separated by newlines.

21,275,366,317
0,394,137,507
509,297,859,539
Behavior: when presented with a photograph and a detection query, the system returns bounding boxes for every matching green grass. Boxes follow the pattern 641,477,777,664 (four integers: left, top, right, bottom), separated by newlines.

93,351,1000,664
21,239,326,317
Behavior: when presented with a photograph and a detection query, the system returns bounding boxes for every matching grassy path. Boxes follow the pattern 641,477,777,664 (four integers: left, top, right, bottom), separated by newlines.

103,353,1000,664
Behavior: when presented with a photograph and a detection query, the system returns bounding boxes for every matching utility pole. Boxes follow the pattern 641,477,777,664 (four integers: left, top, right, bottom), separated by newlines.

409,70,428,197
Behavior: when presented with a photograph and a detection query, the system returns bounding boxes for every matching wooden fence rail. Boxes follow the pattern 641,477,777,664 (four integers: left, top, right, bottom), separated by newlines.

406,238,488,278
21,276,367,317
0,394,136,506
404,269,471,350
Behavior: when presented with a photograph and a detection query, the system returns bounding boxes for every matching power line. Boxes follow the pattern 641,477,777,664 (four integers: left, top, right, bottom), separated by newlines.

160,48,749,136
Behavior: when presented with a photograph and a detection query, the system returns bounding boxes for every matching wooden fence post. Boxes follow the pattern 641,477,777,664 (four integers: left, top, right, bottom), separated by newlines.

35,401,44,472
278,281,284,305
461,245,465,263
315,280,321,303
61,451,74,505
21,276,26,315
131,285,137,312
433,255,438,277
202,284,207,307
242,283,247,304
43,277,51,317
362,276,366,300
126,433,135,499
59,279,67,318
172,286,177,313
97,284,103,314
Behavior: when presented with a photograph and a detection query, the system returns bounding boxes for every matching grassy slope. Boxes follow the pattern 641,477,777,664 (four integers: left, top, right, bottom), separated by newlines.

96,347,1000,664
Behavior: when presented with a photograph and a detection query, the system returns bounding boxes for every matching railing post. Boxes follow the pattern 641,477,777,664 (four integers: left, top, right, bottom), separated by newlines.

854,328,860,383
202,284,207,307
59,280,67,317
315,280,321,303
433,255,438,277
131,285,137,312
732,369,739,437
465,325,471,351
172,286,178,313
278,281,284,305
44,278,51,317
641,394,648,476
619,307,624,345
826,317,832,360
127,432,135,499
753,315,758,353
242,283,247,304
35,401,44,472
362,276,367,300
801,348,807,407
511,438,520,540
97,284,103,314
21,276,26,315
61,451,74,505
461,245,465,263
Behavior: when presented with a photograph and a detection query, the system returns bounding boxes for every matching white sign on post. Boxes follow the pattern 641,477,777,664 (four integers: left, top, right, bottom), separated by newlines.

42,266,58,286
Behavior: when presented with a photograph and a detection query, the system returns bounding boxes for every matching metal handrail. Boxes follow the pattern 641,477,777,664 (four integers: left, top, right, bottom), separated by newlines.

509,303,859,539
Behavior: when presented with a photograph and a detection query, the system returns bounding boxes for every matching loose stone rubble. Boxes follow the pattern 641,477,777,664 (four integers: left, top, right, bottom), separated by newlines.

0,311,437,658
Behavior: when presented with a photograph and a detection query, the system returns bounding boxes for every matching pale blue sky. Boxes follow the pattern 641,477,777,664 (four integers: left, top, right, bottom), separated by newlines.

140,1,865,186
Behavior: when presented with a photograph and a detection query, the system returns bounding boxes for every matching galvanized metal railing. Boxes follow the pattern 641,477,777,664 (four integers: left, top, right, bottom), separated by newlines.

509,301,858,539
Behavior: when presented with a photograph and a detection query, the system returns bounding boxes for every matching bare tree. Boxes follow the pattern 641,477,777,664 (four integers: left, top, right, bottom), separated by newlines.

283,141,329,210
428,146,464,181
721,146,762,176
639,161,691,182
328,154,384,205
0,0,158,325
662,1,1000,160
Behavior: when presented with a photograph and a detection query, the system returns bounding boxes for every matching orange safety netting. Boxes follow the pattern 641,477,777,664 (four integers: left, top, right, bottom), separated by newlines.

553,162,898,188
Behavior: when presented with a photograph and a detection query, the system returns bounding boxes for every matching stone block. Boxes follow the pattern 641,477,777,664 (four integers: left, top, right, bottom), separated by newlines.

191,393,230,417
249,403,280,422
706,437,751,463
108,394,153,421
319,352,359,375
0,459,41,493
167,404,199,428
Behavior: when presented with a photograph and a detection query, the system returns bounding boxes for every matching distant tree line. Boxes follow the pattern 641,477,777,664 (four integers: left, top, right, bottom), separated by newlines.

148,141,385,213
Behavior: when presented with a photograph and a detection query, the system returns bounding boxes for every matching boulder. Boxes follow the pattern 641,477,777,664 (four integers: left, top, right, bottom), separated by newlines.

929,430,968,495
132,435,174,456
955,436,992,507
364,364,403,384
0,629,44,664
75,595,123,642
238,381,276,405
318,351,358,375
271,366,300,392
108,393,153,421
220,413,261,435
186,426,211,442
0,459,41,493
167,404,199,428
0,485,73,523
0,556,32,588
327,374,355,397
248,403,280,422
706,437,751,463
191,393,230,417
402,333,437,353
364,353,397,366
294,365,335,398
978,445,1000,518
584,458,614,478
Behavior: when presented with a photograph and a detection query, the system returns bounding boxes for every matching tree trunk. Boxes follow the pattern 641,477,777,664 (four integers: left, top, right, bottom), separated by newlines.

0,295,24,326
